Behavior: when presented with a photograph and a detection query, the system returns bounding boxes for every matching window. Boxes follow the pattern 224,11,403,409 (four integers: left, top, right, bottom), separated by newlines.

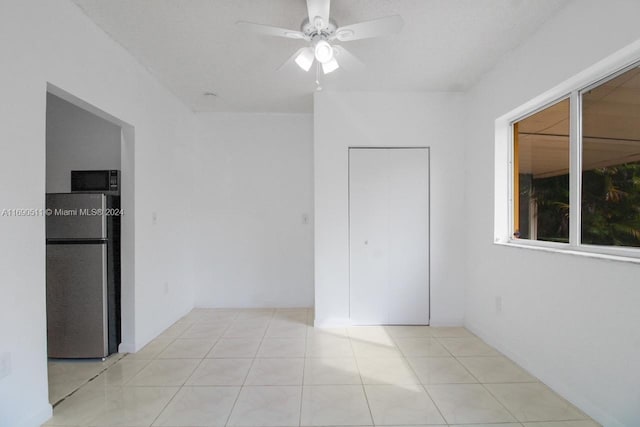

510,63,640,254
581,68,640,248
514,98,570,242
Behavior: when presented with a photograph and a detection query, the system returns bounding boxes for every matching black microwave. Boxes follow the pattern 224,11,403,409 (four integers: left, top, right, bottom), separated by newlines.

71,170,120,195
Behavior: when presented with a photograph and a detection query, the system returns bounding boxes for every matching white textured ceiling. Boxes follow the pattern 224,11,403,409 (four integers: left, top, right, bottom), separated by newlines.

71,0,570,113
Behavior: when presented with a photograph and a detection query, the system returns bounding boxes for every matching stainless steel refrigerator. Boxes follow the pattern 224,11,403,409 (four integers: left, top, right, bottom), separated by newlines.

46,193,121,358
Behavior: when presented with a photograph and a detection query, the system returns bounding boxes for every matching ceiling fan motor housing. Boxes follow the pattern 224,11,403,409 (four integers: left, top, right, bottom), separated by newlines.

301,17,337,40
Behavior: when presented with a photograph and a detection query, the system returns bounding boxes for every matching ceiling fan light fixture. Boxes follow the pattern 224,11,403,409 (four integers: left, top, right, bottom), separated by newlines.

322,57,339,74
314,40,334,64
294,48,315,71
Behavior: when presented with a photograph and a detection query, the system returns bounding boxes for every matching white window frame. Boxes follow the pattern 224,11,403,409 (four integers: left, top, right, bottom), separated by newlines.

494,40,640,261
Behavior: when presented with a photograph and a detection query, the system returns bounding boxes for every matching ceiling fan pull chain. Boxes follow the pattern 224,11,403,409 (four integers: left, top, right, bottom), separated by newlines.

315,62,322,91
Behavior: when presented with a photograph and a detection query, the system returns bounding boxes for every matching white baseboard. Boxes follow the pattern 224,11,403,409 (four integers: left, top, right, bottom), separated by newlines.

13,401,52,427
313,317,464,328
120,305,195,354
118,341,136,353
429,317,465,327
313,317,352,328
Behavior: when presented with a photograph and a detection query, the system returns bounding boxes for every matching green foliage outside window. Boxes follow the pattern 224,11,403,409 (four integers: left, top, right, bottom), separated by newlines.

519,162,640,247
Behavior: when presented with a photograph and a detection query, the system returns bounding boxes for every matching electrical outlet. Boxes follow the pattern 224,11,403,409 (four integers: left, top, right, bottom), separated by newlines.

495,296,503,314
164,282,169,295
0,352,11,380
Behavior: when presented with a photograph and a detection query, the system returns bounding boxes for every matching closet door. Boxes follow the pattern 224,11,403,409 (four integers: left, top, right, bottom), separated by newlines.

349,149,390,324
349,148,429,325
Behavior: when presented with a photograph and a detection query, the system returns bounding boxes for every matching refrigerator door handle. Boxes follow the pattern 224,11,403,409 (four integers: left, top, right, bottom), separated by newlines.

100,243,108,354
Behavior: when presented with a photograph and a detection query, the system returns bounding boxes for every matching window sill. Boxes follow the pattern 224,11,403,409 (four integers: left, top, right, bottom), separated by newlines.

494,240,640,265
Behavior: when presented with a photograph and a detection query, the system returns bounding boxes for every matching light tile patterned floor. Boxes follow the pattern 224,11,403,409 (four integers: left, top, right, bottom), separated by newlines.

47,353,124,404
44,308,601,427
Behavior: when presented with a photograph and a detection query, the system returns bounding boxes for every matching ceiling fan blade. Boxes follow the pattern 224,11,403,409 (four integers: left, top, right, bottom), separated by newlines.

307,0,331,29
333,15,404,42
278,47,315,72
236,21,306,40
333,45,364,72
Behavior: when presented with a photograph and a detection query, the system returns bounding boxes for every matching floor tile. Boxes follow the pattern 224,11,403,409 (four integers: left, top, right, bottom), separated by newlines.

245,358,305,385
394,337,451,357
46,381,178,426
184,309,238,324
429,326,474,338
426,384,517,424
126,337,174,360
99,359,151,386
181,322,229,339
306,334,353,358
224,319,269,338
159,320,192,338
351,341,402,359
127,359,199,386
306,327,348,339
357,357,419,385
449,424,522,427
45,378,111,426
365,384,446,425
46,309,600,427
458,356,537,383
303,357,361,385
227,386,302,426
486,383,588,422
385,325,433,338
408,357,478,384
348,326,396,345
437,337,499,357
522,421,602,427
265,320,308,338
186,358,252,385
234,309,275,321
273,310,309,322
300,385,372,426
152,386,240,426
48,357,121,404
275,307,309,314
257,337,306,357
157,338,216,359
208,338,261,358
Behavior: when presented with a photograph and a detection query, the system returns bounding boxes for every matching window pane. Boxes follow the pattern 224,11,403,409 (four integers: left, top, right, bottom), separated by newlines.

514,98,570,242
582,67,640,247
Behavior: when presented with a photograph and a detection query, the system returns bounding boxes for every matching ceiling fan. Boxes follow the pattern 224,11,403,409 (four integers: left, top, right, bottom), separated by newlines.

237,0,403,76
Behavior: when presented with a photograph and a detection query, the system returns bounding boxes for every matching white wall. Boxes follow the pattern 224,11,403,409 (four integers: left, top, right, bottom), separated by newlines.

193,113,314,308
313,91,466,327
464,0,640,426
46,93,121,193
0,1,196,426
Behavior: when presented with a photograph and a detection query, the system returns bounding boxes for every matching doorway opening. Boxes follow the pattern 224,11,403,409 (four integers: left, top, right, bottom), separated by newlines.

45,84,135,405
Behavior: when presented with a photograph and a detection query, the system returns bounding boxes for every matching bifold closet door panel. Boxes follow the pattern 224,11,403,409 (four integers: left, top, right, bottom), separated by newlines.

349,149,390,325
387,148,429,324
